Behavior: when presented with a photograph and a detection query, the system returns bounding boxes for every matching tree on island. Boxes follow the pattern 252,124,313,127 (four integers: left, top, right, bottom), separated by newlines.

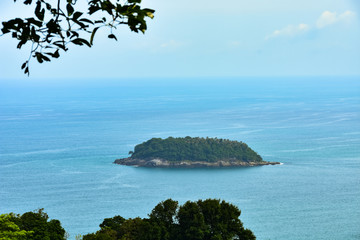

1,0,155,75
129,137,263,163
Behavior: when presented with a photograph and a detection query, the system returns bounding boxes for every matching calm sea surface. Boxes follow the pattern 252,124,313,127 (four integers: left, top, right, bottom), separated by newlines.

0,77,359,240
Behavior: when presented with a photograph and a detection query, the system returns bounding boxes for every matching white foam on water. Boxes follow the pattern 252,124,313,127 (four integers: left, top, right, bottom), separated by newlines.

60,169,86,175
0,146,94,157
0,160,37,168
344,131,360,135
238,129,264,135
121,184,139,188
278,144,353,153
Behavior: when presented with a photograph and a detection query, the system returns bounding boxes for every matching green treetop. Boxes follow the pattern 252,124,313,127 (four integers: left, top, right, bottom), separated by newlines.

83,199,256,240
129,137,263,163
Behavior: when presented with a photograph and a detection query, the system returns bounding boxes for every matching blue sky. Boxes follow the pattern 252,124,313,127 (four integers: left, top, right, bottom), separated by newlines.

0,0,359,80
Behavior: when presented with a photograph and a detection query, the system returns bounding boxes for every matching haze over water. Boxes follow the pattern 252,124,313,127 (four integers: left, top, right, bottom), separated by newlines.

0,77,359,239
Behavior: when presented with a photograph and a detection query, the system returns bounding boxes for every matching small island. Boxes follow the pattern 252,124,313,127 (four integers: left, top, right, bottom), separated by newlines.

114,137,280,168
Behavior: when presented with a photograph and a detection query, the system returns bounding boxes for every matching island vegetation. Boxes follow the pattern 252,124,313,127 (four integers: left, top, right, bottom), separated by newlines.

0,199,256,240
115,137,279,167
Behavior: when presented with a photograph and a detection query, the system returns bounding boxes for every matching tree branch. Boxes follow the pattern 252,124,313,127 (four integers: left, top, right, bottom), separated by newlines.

55,0,61,22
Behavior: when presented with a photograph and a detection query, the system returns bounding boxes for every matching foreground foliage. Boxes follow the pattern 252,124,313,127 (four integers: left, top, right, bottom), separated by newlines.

0,214,32,240
1,0,154,75
0,209,66,240
130,137,263,162
0,199,255,240
83,199,256,240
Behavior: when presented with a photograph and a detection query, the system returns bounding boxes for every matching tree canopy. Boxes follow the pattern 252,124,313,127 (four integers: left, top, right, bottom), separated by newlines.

1,209,66,240
1,0,155,75
1,200,256,240
129,137,263,163
0,214,32,240
83,199,256,240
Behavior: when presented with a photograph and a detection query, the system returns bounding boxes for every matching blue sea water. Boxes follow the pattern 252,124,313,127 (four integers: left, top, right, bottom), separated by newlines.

0,77,359,240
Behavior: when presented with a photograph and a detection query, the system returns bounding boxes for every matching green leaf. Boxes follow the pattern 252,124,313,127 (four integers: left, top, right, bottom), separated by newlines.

71,38,91,47
144,8,155,19
21,62,27,70
53,43,67,51
72,12,83,20
79,18,94,25
108,34,117,41
35,52,44,63
43,56,50,62
40,9,45,20
35,1,41,15
27,18,43,27
90,27,99,45
53,49,60,58
100,1,115,15
45,3,51,10
70,31,79,39
31,26,40,42
66,4,74,16
146,12,154,19
72,20,86,29
34,1,44,21
88,5,100,15
45,49,60,58
17,39,27,49
46,19,60,34
1,25,10,34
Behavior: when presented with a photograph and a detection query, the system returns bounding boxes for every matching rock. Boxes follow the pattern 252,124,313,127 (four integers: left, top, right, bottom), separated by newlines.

114,158,281,168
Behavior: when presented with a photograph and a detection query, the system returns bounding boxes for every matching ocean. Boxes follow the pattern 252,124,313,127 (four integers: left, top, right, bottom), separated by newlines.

0,77,359,239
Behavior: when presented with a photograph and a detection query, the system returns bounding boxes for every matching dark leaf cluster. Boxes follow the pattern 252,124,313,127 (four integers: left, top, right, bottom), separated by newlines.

1,0,155,75
1,200,256,240
130,137,263,163
83,199,256,240
4,208,66,240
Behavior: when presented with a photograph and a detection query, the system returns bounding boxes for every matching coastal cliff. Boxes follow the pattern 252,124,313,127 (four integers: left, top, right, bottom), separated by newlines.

114,137,280,168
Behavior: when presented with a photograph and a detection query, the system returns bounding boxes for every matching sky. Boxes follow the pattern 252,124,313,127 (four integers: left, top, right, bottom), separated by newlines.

0,0,359,80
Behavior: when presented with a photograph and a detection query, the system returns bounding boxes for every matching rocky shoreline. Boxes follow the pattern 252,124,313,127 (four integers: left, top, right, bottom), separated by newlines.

114,158,281,168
